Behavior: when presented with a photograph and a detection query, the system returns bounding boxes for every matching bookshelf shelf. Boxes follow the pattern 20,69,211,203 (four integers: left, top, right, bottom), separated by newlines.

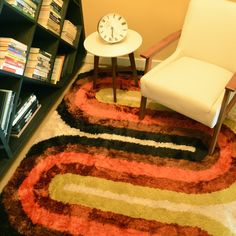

0,0,86,178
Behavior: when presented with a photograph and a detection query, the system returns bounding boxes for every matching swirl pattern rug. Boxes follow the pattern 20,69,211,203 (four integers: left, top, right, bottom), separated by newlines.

1,70,236,236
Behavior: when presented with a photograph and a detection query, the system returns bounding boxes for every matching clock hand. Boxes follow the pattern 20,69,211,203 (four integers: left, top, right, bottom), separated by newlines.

111,26,114,38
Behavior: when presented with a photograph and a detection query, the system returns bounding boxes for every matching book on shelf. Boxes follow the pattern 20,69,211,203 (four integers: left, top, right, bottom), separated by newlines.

0,38,27,51
61,20,78,45
40,5,61,19
6,0,38,19
38,0,64,35
12,93,38,127
24,47,52,81
11,92,40,137
0,38,27,75
0,89,15,136
50,54,65,84
29,47,52,58
11,104,41,138
42,0,63,8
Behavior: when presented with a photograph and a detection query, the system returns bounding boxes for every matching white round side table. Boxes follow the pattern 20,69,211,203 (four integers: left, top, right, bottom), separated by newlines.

84,29,142,102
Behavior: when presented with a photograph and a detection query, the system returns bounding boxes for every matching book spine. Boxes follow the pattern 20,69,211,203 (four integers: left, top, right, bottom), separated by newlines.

0,92,11,132
8,1,35,18
32,73,48,81
0,63,24,75
22,0,37,9
0,45,27,57
3,93,15,136
12,102,39,134
3,56,26,68
0,91,15,136
0,38,27,51
42,0,63,8
40,5,61,18
12,94,37,126
10,0,35,11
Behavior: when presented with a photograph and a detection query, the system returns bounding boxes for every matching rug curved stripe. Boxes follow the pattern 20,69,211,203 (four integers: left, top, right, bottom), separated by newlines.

49,134,232,184
73,79,208,131
96,88,168,111
48,173,234,236
18,156,212,235
18,135,236,194
18,193,207,236
18,165,234,236
60,75,235,163
18,152,236,206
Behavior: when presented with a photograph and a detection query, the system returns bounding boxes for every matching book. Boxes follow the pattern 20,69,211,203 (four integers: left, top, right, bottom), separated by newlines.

11,104,41,137
24,67,48,78
0,56,26,67
0,63,24,75
50,55,65,84
28,52,51,62
7,0,36,11
42,0,63,8
12,93,38,126
40,5,61,19
0,89,15,136
61,20,77,45
6,0,38,18
12,99,39,132
0,45,27,57
29,48,52,59
0,38,27,51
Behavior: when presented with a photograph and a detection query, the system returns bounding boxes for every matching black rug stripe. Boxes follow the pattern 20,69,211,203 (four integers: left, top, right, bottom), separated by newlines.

57,100,207,161
26,134,206,162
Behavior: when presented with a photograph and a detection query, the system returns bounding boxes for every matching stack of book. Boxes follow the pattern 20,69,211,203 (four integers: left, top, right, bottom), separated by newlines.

0,37,27,75
0,89,15,136
61,20,78,45
11,92,41,137
38,0,64,35
6,0,39,19
51,55,65,84
24,47,52,81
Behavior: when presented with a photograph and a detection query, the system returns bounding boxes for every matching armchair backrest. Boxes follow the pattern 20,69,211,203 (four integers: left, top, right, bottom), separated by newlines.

178,0,236,72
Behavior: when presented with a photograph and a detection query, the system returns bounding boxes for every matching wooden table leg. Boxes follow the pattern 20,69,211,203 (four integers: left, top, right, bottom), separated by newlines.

93,55,99,89
111,57,117,103
129,52,138,86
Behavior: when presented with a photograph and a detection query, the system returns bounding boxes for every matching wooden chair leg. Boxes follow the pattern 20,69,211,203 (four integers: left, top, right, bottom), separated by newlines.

209,89,231,155
111,57,117,103
129,52,138,86
139,96,147,119
93,55,99,89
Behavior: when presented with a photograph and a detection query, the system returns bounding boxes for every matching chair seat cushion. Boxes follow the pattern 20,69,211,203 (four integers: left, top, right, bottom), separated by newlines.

140,56,233,127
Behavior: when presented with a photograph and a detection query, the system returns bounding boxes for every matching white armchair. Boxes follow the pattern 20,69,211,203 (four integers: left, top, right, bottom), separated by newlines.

139,0,236,155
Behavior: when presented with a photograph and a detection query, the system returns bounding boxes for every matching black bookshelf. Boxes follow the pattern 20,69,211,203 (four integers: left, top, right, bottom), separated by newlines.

0,0,86,179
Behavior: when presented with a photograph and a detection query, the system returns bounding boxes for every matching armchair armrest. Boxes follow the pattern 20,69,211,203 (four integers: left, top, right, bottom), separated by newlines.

226,73,236,91
140,30,182,59
141,30,181,73
225,73,236,114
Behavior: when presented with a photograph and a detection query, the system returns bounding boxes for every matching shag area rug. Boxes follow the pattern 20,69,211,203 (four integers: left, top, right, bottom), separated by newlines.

1,70,236,236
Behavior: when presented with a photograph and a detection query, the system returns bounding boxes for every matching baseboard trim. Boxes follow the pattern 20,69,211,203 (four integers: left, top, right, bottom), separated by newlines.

84,53,161,70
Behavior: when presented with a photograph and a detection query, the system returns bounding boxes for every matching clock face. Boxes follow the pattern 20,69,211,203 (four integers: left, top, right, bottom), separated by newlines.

97,13,128,43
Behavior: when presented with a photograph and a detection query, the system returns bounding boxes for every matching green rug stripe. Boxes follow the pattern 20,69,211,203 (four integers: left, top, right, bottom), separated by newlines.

96,88,168,111
49,173,236,206
224,118,236,133
49,174,234,236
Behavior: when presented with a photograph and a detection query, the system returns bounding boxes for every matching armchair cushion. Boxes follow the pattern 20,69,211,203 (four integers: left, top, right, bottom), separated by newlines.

141,56,233,128
177,0,236,72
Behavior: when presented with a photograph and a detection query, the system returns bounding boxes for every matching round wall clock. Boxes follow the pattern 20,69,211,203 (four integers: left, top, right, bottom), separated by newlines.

97,13,128,44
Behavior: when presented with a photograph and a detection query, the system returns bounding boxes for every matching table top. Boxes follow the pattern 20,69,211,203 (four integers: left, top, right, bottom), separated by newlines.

84,29,142,58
